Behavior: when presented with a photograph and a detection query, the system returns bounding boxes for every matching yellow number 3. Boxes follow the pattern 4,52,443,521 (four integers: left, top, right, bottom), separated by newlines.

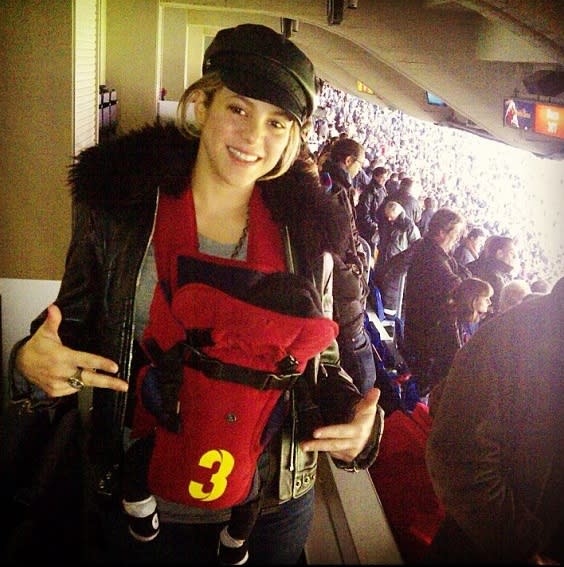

188,449,235,502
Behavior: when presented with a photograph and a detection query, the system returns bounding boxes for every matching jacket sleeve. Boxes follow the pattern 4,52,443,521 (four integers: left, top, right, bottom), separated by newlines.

9,201,102,407
355,190,378,239
407,220,421,245
313,252,384,471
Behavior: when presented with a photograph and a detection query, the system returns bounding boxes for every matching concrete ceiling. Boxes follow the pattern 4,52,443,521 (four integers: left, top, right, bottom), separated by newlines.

167,0,564,160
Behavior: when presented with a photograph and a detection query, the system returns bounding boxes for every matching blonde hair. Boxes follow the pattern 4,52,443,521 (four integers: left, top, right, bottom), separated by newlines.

383,200,404,219
498,279,531,313
176,72,303,181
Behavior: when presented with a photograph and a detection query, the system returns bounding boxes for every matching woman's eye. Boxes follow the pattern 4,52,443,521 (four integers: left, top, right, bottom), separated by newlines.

228,104,246,116
270,118,292,131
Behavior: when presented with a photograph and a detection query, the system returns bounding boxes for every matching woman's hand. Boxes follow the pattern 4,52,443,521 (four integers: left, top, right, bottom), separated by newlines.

300,387,380,462
16,304,128,397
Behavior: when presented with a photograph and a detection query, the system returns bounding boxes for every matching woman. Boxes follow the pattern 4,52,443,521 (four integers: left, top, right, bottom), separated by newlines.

427,277,493,415
319,137,377,395
9,24,382,565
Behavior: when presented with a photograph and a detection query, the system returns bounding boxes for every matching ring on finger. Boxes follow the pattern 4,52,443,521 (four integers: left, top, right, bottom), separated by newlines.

67,368,85,391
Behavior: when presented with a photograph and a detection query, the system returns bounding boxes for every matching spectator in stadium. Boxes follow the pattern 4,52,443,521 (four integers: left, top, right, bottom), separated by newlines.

370,201,421,322
321,137,366,208
353,157,373,194
402,208,470,397
8,24,382,565
497,278,531,314
320,137,378,395
385,171,400,198
371,239,417,319
531,278,551,294
375,200,421,276
467,235,518,314
453,226,486,266
417,196,437,236
427,277,493,415
311,81,560,289
426,277,564,564
395,176,422,226
356,165,389,258
316,135,338,169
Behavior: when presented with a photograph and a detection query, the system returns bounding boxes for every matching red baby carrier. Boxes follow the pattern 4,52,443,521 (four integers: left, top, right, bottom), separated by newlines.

131,189,338,509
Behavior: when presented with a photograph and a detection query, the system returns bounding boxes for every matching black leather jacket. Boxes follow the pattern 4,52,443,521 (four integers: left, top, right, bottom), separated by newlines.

356,181,387,244
9,123,383,506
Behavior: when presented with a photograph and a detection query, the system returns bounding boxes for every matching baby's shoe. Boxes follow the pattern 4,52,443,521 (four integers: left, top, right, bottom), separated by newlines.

122,495,160,542
217,525,249,565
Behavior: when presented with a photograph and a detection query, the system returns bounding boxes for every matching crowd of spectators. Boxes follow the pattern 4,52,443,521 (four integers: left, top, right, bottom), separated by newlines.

309,80,562,286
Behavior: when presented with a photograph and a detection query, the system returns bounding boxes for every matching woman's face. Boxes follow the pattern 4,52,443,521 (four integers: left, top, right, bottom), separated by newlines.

195,87,294,190
347,153,365,178
439,222,464,253
472,293,492,322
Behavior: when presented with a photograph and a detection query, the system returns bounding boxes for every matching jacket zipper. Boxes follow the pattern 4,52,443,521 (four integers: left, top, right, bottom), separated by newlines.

117,190,160,435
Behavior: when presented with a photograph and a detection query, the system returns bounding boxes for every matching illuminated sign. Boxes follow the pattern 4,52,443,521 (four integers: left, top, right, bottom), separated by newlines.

503,98,535,131
356,80,374,95
534,103,564,139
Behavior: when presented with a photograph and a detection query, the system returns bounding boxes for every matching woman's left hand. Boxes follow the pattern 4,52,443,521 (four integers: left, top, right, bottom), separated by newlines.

300,387,380,462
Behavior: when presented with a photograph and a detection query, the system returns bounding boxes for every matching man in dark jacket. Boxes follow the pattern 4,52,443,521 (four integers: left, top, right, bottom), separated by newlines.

426,277,564,564
453,226,486,266
355,166,388,258
395,177,422,226
375,200,421,275
402,209,469,396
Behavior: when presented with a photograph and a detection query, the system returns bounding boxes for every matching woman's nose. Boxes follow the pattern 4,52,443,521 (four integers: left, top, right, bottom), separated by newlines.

241,117,263,142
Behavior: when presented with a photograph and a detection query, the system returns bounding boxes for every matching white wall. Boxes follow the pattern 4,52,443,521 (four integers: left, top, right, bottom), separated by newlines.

0,279,61,394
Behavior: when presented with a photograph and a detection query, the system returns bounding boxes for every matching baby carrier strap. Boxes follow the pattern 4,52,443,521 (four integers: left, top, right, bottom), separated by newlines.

144,335,301,392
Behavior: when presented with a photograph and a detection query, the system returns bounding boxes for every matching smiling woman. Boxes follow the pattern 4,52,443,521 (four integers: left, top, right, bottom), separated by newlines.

6,22,384,565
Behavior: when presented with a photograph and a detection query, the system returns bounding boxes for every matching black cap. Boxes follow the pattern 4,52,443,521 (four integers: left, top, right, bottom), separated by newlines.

202,24,316,125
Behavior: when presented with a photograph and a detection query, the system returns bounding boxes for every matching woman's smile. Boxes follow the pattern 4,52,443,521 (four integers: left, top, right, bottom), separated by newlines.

227,145,261,164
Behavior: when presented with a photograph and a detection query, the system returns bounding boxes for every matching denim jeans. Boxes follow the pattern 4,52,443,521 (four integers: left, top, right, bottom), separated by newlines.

88,487,315,565
337,325,377,396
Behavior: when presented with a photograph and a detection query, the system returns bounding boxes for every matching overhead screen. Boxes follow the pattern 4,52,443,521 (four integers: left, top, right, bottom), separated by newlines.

425,91,447,107
504,98,564,140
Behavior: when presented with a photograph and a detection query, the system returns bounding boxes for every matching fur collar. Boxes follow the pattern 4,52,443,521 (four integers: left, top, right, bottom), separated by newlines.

68,122,349,263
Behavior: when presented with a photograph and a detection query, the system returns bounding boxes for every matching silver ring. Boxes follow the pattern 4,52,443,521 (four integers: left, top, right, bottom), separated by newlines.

67,368,85,391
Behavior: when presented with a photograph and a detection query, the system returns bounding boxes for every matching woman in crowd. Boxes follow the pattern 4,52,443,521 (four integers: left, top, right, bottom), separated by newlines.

427,277,493,415
320,137,378,395
8,24,382,565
